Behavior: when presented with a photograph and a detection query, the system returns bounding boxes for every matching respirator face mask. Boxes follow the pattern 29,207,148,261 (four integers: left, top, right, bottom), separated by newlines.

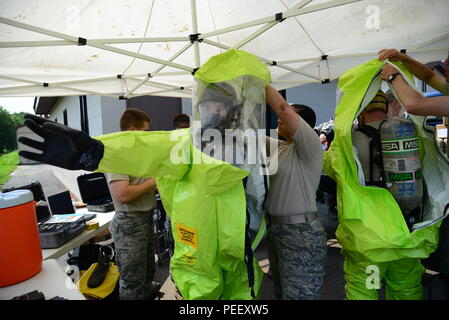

199,100,231,133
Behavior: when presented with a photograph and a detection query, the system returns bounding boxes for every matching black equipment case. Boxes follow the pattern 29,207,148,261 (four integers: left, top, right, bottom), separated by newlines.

77,173,115,213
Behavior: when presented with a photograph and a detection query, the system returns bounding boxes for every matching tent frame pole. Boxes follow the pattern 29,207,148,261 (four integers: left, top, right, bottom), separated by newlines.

233,0,314,49
199,0,361,40
203,39,324,81
191,0,201,69
413,33,449,49
0,37,191,48
127,86,193,99
0,72,192,93
123,42,193,98
0,17,194,73
0,74,118,97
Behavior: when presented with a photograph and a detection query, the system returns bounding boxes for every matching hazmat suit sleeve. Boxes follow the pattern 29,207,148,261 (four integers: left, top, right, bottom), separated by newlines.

94,128,190,179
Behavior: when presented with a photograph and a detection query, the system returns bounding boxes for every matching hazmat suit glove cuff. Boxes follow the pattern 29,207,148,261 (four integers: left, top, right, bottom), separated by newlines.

79,139,104,171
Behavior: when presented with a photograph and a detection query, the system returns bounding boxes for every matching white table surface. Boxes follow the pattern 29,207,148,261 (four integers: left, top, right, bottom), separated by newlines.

0,259,85,300
42,208,115,260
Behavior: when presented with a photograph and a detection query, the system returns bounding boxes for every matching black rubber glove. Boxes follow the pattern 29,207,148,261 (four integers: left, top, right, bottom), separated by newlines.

18,114,104,171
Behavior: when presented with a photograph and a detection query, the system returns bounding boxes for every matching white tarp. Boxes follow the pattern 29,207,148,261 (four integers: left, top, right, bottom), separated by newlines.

0,0,448,98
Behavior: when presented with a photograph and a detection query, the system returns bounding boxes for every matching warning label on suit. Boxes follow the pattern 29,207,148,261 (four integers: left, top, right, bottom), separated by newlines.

176,223,198,249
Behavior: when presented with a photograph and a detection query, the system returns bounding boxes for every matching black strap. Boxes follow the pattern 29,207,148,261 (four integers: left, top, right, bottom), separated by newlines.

357,124,385,187
262,164,269,209
242,177,256,299
244,209,256,298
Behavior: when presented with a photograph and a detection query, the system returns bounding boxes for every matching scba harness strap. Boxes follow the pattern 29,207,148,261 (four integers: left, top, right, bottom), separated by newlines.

357,124,385,187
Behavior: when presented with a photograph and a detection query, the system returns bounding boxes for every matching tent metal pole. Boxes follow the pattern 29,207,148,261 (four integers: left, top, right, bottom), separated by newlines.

0,17,193,73
233,21,279,49
82,42,194,73
88,37,190,44
127,87,191,98
123,42,193,98
0,37,191,48
0,17,79,42
324,46,449,60
327,52,378,59
0,84,38,93
203,39,323,81
202,39,230,51
278,57,319,64
0,71,192,93
199,0,360,40
232,0,313,49
0,75,189,95
124,77,186,97
277,44,449,64
275,62,323,82
0,74,43,86
406,46,449,54
0,40,73,48
191,0,201,68
150,71,192,76
0,74,118,97
413,33,449,49
145,80,185,90
283,0,361,19
200,16,274,40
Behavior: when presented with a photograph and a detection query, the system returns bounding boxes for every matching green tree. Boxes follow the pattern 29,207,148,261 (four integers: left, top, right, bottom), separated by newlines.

0,106,24,154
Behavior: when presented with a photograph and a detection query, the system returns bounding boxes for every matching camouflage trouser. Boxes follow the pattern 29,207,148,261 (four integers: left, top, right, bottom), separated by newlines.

109,210,156,300
267,217,327,300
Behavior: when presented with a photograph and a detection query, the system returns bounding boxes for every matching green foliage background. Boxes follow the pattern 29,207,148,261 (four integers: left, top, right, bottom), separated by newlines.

0,151,18,188
0,106,25,154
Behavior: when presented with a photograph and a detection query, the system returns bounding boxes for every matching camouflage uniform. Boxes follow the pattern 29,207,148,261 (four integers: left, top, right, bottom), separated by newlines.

109,210,156,300
267,216,327,300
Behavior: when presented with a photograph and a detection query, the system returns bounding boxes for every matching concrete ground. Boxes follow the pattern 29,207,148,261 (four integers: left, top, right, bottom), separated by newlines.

3,163,346,300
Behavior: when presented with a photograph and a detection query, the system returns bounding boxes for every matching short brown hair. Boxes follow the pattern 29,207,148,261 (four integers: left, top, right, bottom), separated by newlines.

173,113,190,129
290,104,316,128
120,108,151,131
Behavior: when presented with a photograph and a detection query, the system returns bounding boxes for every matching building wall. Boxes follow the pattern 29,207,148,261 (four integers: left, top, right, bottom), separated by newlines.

100,96,126,134
126,96,182,131
49,96,103,135
86,95,102,137
47,95,124,136
182,98,192,116
286,80,338,127
49,96,81,130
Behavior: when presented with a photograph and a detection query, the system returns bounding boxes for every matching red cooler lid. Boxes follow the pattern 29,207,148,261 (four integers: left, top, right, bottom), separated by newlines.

0,190,34,209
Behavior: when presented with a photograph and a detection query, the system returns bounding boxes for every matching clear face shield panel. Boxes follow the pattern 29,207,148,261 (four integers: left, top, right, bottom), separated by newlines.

192,76,266,167
192,76,269,241
198,100,234,133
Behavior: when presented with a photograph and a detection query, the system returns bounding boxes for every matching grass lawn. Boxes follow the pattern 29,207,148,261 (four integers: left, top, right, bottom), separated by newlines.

0,150,19,188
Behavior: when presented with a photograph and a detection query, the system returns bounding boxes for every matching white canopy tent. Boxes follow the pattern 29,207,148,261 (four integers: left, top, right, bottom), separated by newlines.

0,0,448,99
